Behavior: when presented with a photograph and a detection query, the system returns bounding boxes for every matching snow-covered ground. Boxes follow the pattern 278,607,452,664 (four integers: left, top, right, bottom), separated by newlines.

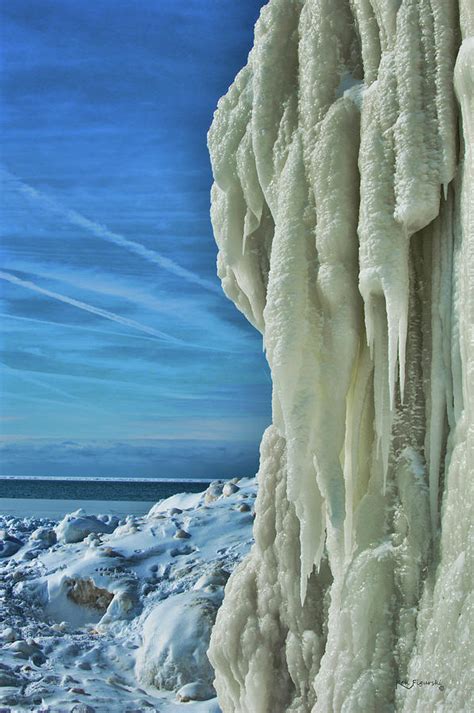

0,478,256,712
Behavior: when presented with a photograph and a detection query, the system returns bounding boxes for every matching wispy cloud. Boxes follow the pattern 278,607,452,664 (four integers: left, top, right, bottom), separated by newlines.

0,0,269,467
2,167,220,295
0,312,159,343
0,270,185,344
1,361,115,416
1,264,245,353
1,259,251,353
1,361,78,401
3,259,202,323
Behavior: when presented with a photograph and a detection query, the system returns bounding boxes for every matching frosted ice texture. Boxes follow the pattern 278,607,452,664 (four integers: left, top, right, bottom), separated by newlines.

207,2,473,711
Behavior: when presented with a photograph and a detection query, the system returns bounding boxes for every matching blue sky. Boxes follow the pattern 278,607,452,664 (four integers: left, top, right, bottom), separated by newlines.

0,0,270,478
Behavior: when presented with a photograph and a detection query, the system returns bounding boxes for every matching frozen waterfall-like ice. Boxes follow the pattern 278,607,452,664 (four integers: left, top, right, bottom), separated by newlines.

207,1,473,711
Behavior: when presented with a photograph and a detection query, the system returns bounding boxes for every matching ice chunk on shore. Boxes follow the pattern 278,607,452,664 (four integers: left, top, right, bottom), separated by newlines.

0,531,23,558
55,510,118,544
135,589,222,693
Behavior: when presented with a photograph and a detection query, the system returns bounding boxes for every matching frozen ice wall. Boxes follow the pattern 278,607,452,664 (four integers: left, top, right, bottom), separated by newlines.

207,1,473,711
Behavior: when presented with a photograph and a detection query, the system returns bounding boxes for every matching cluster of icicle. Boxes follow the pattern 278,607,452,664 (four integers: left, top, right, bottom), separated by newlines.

207,1,473,711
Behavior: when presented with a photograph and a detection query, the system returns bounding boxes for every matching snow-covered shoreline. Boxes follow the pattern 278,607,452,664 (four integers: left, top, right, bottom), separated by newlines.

0,478,256,712
0,500,156,520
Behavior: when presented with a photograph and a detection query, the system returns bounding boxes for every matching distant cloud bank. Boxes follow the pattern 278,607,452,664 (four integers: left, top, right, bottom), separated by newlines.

0,438,261,479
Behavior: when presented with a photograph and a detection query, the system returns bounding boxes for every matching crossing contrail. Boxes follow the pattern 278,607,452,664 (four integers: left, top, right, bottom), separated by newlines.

1,167,220,294
0,270,185,344
0,312,160,342
0,361,116,417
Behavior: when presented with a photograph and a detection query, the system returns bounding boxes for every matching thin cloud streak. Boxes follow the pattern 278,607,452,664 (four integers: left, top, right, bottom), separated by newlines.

0,270,183,344
0,361,115,416
0,312,160,343
2,167,220,295
0,261,246,354
3,259,204,324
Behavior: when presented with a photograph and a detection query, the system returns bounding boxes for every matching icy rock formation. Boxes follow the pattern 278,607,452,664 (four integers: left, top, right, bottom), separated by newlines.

208,2,473,711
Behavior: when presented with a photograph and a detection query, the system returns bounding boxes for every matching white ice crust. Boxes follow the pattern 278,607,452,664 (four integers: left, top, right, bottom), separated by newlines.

208,2,474,711
0,480,256,711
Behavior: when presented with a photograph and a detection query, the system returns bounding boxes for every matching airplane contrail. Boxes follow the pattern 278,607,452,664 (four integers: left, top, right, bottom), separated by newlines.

1,361,85,402
0,312,160,342
1,167,220,294
0,361,116,417
0,271,185,344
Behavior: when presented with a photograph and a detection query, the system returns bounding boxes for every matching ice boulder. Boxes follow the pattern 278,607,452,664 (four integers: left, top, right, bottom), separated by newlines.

204,481,224,504
98,587,136,626
176,681,215,702
0,531,23,558
193,566,230,591
222,482,239,497
55,510,117,544
135,589,223,692
30,526,57,548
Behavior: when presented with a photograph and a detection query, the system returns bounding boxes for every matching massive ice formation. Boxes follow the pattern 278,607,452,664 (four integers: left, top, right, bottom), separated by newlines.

208,1,473,711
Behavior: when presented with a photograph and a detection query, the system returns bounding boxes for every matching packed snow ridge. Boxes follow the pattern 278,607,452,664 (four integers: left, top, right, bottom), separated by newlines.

207,1,473,711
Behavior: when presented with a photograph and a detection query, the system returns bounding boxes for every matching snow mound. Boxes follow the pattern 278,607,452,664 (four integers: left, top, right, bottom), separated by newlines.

55,510,118,544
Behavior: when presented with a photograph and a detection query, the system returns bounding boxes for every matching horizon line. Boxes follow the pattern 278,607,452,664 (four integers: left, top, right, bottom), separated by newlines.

0,475,222,483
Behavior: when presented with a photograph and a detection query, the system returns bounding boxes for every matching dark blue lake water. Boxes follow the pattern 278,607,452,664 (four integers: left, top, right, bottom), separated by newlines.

0,477,211,502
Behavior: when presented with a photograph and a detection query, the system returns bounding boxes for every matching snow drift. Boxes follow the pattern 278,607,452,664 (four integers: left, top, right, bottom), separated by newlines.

208,1,473,711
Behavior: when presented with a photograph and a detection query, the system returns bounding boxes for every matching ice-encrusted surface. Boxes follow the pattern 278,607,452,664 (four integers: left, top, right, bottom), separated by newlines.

208,2,473,711
0,478,255,712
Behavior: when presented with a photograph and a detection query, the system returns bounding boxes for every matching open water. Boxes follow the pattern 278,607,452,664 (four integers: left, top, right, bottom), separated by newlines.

0,476,212,502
